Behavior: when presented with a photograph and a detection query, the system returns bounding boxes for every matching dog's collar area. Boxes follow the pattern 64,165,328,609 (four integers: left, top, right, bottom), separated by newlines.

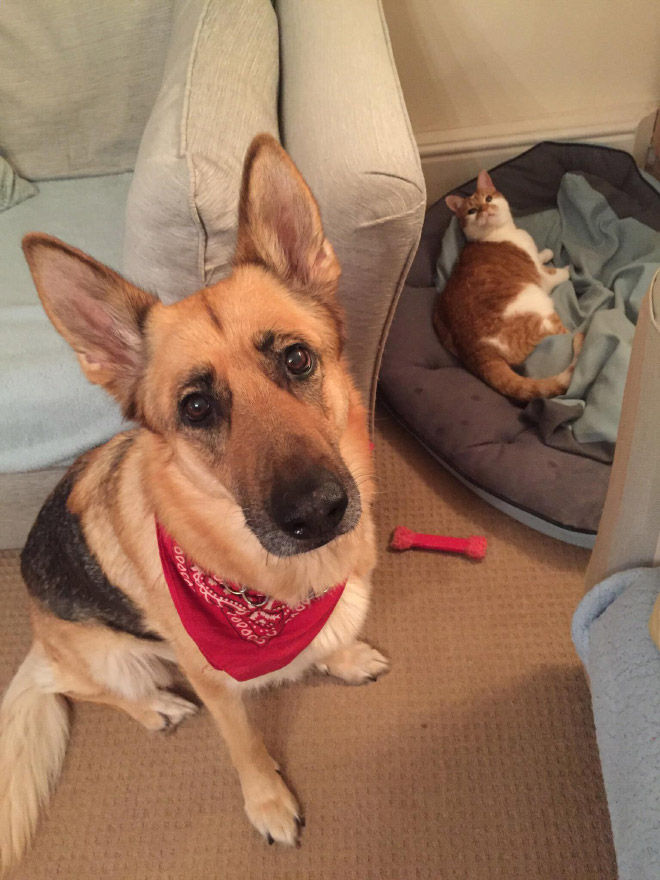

155,519,347,681
193,569,336,610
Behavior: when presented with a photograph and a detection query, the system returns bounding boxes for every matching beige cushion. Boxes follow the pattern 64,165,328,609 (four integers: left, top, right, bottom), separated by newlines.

0,156,37,211
585,269,660,589
276,0,426,406
122,0,279,302
0,0,174,179
0,468,66,550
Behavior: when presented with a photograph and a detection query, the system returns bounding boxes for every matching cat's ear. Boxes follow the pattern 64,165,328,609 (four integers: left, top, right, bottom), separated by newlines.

477,170,495,192
445,195,464,214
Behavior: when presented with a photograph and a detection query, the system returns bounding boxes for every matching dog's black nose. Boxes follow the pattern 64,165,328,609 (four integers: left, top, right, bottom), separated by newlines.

270,467,349,542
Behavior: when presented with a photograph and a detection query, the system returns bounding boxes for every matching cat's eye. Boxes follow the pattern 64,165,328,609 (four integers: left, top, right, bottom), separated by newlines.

485,195,493,203
467,208,478,215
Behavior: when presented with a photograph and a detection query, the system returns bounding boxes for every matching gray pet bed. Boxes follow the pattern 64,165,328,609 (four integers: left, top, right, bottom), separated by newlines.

379,143,660,545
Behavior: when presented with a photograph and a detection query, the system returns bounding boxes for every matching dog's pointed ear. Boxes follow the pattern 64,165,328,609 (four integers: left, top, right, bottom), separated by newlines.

22,234,157,415
234,134,341,300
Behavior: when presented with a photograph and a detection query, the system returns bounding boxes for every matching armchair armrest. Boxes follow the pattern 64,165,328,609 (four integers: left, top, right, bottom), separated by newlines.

585,271,660,589
276,0,426,410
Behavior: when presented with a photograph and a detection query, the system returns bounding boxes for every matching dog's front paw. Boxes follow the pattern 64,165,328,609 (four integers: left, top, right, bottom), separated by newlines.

243,769,302,847
317,640,390,685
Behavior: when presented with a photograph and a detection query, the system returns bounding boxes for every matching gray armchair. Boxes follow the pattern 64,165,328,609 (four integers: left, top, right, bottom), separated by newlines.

0,0,425,549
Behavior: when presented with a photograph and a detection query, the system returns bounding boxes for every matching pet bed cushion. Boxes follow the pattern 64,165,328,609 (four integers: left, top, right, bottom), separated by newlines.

573,567,660,880
380,143,660,543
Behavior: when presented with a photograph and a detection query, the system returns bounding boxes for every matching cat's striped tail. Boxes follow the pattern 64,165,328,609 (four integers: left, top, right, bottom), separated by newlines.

475,332,584,402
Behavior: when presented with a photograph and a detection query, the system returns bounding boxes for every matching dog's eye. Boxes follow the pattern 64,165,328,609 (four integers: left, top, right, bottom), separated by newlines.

467,208,478,215
485,195,493,203
182,393,212,424
284,344,314,376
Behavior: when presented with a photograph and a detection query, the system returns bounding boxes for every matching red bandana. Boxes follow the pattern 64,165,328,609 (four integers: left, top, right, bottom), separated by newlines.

156,522,346,682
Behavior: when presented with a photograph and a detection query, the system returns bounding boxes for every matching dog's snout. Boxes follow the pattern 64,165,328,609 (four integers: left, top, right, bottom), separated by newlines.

271,468,349,542
246,458,360,557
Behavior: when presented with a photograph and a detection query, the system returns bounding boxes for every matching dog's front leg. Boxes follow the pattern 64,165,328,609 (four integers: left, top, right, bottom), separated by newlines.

317,641,390,685
183,663,301,845
313,574,389,686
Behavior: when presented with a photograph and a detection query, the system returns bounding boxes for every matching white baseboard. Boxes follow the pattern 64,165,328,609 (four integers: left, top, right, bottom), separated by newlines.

418,105,658,205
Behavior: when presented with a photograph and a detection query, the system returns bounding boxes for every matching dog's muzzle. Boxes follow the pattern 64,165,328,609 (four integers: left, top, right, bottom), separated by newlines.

245,463,361,557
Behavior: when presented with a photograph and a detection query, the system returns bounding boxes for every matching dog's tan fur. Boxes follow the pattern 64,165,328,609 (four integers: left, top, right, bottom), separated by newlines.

0,135,385,872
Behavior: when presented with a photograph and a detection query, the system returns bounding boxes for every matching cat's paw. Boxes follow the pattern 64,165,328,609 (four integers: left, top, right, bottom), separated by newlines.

539,248,553,263
545,265,569,288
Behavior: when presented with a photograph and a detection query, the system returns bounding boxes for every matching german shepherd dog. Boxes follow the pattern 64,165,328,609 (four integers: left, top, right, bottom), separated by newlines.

0,134,387,872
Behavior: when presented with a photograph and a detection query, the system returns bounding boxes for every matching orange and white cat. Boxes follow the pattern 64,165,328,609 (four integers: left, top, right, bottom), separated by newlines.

433,170,583,402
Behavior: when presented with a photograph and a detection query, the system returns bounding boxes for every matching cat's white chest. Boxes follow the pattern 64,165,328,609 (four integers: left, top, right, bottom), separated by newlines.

488,226,540,264
510,229,540,263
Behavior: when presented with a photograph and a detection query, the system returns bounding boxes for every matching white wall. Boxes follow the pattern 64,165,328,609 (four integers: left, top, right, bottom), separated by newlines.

382,0,660,202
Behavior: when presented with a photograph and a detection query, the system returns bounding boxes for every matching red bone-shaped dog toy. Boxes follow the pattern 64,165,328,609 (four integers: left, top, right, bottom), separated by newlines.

390,526,487,560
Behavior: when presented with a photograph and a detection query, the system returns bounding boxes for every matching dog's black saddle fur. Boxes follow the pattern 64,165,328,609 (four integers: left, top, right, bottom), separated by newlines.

21,468,162,642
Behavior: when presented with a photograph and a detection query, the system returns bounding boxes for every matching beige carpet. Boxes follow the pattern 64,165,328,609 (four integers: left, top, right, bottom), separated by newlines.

1,408,616,880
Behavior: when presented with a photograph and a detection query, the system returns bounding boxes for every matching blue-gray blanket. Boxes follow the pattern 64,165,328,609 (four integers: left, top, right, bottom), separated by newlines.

0,173,133,472
436,172,660,462
573,568,660,880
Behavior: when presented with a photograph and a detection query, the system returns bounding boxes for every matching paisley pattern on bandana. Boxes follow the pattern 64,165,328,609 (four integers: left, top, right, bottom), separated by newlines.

156,521,346,682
